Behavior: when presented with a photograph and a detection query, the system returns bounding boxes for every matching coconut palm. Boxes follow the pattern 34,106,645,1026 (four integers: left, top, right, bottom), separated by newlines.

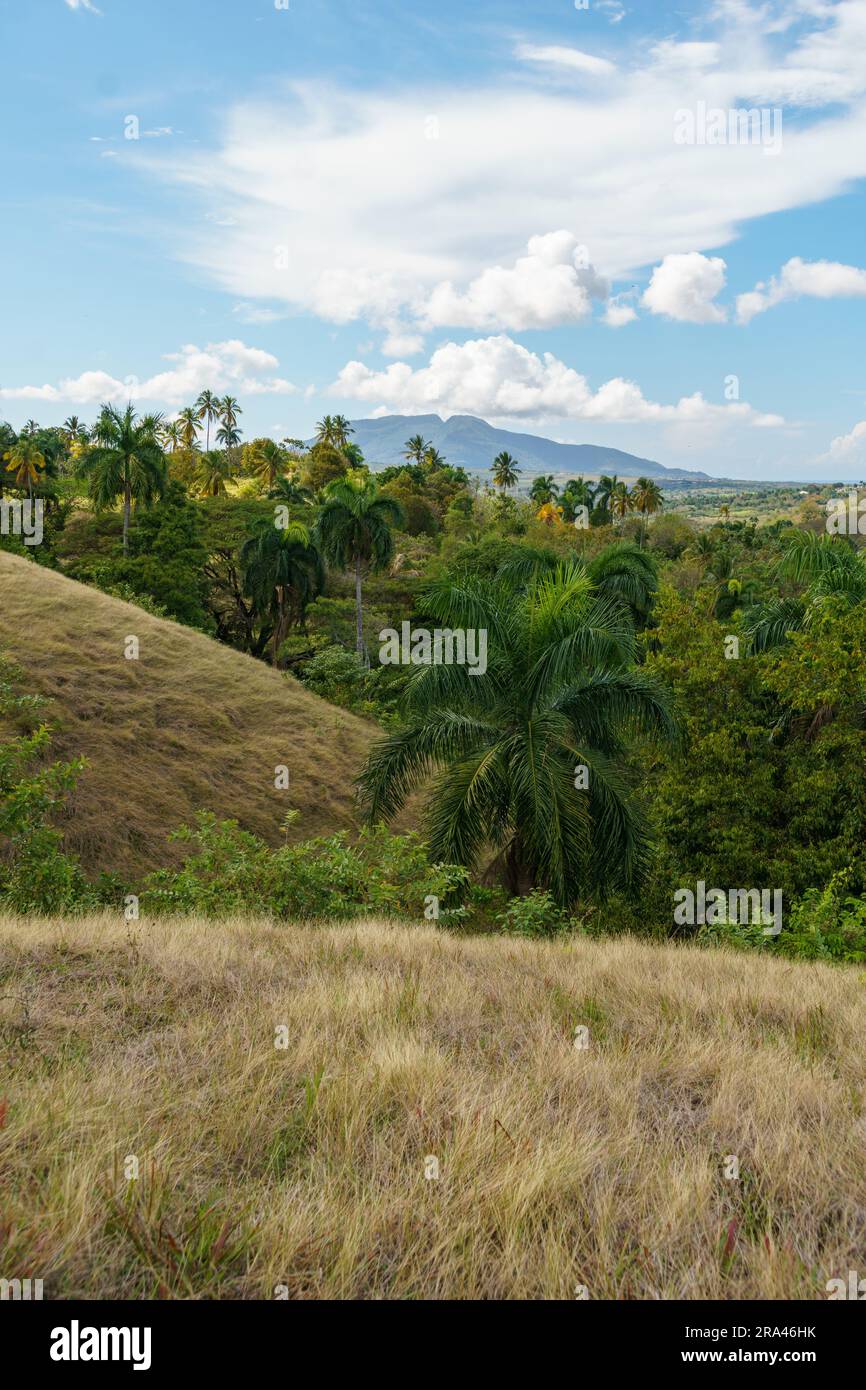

160,420,182,452
315,415,338,447
177,407,200,451
630,477,664,546
595,474,618,519
491,451,521,493
80,403,166,555
403,434,430,465
3,436,46,500
315,475,405,656
609,480,633,525
332,415,354,449
195,389,220,451
216,421,242,456
241,519,324,666
560,477,595,524
218,397,242,455
424,446,446,469
358,560,676,904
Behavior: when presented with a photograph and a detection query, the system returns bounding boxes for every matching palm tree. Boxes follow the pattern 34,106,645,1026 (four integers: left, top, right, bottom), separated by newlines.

315,475,405,656
498,541,659,629
630,477,664,547
610,480,633,526
160,420,182,452
80,403,166,555
241,519,324,665
245,438,286,491
3,437,46,500
216,421,242,456
560,477,595,524
196,449,235,497
62,415,84,444
268,475,313,506
358,561,676,904
529,474,559,507
332,415,354,449
177,407,200,451
315,415,337,447
595,474,619,519
404,434,430,465
491,451,521,493
744,531,866,652
196,389,220,451
424,446,446,469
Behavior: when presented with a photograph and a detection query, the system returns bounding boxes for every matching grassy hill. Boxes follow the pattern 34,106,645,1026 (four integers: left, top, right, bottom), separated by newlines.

0,552,379,882
1,910,864,1299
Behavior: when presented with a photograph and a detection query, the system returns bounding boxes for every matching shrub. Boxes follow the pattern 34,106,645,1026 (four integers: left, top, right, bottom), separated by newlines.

495,890,577,939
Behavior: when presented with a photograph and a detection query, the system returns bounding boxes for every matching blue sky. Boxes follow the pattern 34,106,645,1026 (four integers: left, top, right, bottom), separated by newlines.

2,0,866,479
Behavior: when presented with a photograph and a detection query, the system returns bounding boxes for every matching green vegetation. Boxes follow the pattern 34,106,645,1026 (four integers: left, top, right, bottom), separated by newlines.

2,399,866,960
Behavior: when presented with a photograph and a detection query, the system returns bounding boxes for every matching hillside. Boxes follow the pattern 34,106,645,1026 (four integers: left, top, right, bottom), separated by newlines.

0,552,378,881
1,911,863,1299
347,414,714,482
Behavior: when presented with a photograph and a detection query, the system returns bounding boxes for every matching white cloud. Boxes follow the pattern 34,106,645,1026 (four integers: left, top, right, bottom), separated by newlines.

513,44,617,77
333,334,783,428
134,2,866,333
736,256,866,322
602,297,638,327
642,252,728,324
65,0,100,11
421,232,608,331
819,418,866,462
0,340,298,406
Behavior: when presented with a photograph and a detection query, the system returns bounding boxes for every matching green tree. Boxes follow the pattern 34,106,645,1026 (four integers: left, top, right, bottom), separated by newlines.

196,449,235,497
196,389,220,451
491,451,521,493
3,436,46,500
315,475,405,656
241,519,324,665
177,406,200,451
529,474,559,507
630,477,664,547
404,434,430,465
80,403,166,555
358,561,676,904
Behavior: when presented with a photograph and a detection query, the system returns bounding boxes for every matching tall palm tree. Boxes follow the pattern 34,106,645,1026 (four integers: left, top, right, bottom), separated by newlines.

80,403,166,555
177,407,200,451
216,421,242,456
491,451,521,493
404,434,430,465
424,446,446,469
610,480,633,525
3,437,46,500
529,474,559,507
595,474,618,519
315,475,405,656
358,561,676,904
630,477,664,547
560,477,595,524
196,449,235,497
195,389,220,451
332,415,354,450
241,519,324,665
315,415,337,447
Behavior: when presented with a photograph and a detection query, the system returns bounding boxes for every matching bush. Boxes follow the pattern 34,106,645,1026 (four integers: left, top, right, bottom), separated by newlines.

143,814,470,923
495,890,577,939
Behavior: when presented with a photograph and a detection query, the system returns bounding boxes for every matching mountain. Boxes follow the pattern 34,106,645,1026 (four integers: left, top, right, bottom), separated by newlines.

345,414,714,483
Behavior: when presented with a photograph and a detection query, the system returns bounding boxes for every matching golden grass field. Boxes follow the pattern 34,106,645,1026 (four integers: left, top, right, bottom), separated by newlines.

2,910,865,1300
0,551,378,880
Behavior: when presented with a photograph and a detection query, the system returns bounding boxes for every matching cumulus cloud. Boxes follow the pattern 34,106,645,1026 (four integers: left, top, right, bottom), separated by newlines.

65,0,100,11
421,232,608,331
819,418,866,462
0,340,298,406
133,2,866,333
602,294,639,327
642,252,728,323
333,334,783,428
736,256,866,322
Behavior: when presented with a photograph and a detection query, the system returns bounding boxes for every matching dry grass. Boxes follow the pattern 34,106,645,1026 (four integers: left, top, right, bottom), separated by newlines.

1,911,865,1300
0,551,378,880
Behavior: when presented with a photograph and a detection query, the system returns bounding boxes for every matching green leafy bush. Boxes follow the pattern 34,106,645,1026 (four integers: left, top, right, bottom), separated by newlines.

143,814,470,922
495,890,577,939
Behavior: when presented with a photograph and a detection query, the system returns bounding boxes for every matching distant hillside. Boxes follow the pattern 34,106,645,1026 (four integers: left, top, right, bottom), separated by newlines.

347,414,713,483
0,553,379,881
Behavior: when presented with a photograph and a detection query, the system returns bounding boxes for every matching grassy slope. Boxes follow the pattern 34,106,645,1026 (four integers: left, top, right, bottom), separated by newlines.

2,911,865,1300
0,551,378,881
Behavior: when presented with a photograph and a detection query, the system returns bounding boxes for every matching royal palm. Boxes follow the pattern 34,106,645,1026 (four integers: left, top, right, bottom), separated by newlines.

315,475,404,656
81,403,166,555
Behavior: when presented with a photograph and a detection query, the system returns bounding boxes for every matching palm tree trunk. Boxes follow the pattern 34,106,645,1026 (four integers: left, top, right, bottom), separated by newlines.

354,553,364,658
123,476,131,556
